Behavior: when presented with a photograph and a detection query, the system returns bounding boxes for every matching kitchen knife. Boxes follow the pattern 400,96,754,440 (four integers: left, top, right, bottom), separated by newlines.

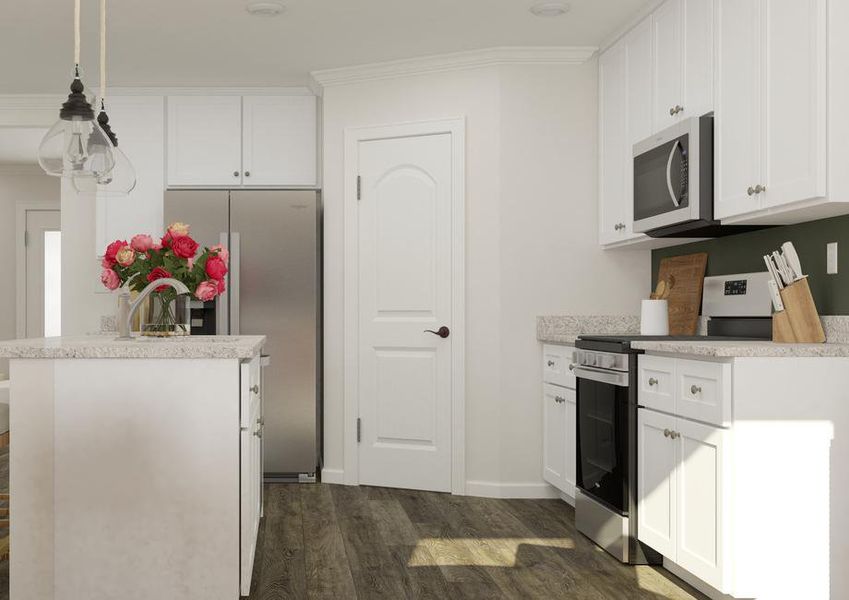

772,251,793,285
781,242,803,281
764,255,784,290
767,279,785,312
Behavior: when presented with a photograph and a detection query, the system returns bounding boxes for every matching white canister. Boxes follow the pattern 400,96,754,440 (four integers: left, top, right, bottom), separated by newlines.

641,299,669,335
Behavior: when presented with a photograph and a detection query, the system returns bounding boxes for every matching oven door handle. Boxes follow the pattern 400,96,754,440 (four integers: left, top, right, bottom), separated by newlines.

573,365,630,388
666,140,683,208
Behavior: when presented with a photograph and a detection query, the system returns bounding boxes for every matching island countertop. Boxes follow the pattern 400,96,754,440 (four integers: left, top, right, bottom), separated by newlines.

0,335,266,360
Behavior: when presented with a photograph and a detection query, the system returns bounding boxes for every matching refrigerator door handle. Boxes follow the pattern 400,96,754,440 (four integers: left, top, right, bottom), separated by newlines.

217,232,230,335
230,232,241,336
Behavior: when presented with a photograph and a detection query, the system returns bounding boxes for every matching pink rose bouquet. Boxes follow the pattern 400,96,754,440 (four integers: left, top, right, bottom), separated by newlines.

100,222,229,302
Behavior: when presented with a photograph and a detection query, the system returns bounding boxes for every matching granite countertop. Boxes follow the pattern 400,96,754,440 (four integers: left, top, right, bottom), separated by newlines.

537,315,641,344
0,335,266,360
631,340,849,358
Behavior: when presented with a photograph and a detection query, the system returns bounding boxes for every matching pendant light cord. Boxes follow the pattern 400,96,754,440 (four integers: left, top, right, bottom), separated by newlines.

99,0,106,105
74,0,81,71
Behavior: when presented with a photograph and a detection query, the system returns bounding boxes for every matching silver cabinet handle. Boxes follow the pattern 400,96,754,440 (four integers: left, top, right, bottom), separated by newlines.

233,171,240,177
669,106,676,116
747,186,756,196
250,384,260,394
671,431,680,439
648,377,658,386
244,171,251,177
754,184,766,194
663,428,671,438
547,360,555,367
690,384,702,395
555,395,566,404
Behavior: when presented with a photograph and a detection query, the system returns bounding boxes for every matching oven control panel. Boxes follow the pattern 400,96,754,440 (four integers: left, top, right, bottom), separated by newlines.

573,350,630,372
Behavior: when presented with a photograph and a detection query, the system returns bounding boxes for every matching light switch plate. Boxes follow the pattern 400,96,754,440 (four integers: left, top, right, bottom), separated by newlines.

827,242,838,274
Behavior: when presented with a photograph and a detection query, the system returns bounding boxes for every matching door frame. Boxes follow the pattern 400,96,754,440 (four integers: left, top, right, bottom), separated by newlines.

16,201,60,339
343,118,466,494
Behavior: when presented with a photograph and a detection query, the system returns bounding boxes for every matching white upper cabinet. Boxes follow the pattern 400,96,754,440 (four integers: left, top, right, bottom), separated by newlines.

167,96,243,187
242,96,317,187
653,0,714,132
167,94,318,188
598,43,628,246
716,0,826,220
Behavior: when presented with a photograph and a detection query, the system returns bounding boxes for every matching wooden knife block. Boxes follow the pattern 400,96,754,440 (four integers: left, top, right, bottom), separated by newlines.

772,277,826,343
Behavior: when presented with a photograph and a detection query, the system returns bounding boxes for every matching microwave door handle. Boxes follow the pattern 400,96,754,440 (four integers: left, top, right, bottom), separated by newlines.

666,140,682,208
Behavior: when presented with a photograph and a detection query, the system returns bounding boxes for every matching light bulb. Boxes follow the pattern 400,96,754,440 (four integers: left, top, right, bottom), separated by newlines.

66,122,88,170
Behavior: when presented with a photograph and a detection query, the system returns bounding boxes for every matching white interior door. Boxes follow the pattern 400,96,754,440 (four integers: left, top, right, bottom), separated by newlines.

25,210,61,338
357,132,454,492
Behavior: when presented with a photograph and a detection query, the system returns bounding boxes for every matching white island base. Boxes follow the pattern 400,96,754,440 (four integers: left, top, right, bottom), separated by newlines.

2,336,265,600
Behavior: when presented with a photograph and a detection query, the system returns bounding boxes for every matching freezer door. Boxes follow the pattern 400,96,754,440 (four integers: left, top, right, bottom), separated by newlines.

230,191,319,477
163,191,230,335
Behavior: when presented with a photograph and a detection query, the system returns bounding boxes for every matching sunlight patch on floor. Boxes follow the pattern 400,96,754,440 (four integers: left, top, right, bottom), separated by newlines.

408,537,575,568
634,566,693,600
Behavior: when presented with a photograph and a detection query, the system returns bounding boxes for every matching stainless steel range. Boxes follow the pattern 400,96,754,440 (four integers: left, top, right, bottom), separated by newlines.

572,272,772,564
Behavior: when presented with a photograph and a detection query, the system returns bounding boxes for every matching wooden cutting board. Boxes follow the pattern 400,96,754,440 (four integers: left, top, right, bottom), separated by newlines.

656,252,708,336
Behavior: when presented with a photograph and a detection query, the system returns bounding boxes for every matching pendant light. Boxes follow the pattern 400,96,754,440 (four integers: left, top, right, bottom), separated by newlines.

37,0,116,179
73,0,137,195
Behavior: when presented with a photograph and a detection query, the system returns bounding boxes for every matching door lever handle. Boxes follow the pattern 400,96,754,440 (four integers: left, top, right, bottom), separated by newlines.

424,326,450,339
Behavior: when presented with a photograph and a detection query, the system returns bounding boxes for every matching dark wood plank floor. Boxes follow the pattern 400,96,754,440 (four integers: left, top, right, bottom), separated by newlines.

248,483,708,600
0,449,706,600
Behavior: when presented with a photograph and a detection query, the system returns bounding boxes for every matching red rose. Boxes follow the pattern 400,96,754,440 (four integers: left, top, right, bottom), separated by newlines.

160,231,173,249
147,267,173,292
171,236,199,259
205,255,228,280
103,239,127,267
216,278,226,295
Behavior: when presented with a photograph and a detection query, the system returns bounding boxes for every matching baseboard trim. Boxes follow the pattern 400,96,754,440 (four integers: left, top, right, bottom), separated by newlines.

465,480,561,499
320,468,345,485
663,558,736,600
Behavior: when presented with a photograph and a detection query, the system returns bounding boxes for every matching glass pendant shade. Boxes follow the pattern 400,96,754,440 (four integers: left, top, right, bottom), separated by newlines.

71,109,137,195
37,77,116,179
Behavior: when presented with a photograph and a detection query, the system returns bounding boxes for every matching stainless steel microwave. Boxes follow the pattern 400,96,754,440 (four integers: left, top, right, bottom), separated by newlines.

632,115,715,237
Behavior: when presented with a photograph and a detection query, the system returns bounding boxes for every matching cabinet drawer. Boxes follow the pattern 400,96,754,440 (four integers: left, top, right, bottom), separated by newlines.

542,345,576,388
676,359,730,426
638,355,675,413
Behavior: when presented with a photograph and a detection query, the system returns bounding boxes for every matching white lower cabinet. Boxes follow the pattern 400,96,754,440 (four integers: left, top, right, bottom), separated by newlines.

638,407,727,592
542,345,577,499
240,356,263,596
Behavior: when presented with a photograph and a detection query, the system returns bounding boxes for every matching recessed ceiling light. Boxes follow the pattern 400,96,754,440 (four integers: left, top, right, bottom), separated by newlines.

246,2,285,17
530,2,571,17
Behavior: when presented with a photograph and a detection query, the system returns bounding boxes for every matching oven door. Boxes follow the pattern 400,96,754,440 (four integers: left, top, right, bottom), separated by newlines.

632,118,702,233
574,365,630,515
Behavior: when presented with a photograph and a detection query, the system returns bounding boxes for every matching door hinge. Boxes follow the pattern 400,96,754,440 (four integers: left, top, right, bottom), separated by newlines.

356,417,361,443
356,175,361,201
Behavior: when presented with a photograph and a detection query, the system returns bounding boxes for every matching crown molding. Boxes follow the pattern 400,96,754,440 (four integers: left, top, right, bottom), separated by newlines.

310,46,598,88
598,0,664,52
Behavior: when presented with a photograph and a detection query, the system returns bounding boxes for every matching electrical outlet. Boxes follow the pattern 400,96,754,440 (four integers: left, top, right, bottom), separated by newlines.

827,242,838,274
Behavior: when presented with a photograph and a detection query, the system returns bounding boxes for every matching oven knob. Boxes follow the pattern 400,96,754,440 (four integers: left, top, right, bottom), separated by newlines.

599,354,615,369
585,354,596,367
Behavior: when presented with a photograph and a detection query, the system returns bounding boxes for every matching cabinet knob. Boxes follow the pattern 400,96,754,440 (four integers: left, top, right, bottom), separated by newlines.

663,428,671,438
669,106,676,116
233,171,240,177
648,377,658,386
754,184,766,194
244,171,251,177
568,363,575,371
547,360,555,367
690,384,702,395
555,395,565,404
670,431,680,439
250,384,260,394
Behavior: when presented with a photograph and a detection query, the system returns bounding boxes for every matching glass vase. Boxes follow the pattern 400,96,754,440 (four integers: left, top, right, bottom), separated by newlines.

139,291,190,337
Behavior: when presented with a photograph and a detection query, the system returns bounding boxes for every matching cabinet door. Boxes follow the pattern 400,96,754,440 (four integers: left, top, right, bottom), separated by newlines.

542,383,568,492
167,96,243,187
682,0,715,120
623,17,654,241
761,0,826,209
598,43,628,244
240,357,262,596
637,409,677,558
563,387,577,495
714,0,763,219
242,96,317,187
676,418,725,591
653,0,684,131
638,354,675,414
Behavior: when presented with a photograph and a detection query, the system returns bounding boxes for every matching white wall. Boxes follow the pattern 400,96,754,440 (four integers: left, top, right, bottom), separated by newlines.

0,166,60,362
321,59,650,493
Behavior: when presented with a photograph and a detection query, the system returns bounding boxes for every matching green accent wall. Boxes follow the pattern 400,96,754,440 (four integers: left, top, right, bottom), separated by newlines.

651,214,849,315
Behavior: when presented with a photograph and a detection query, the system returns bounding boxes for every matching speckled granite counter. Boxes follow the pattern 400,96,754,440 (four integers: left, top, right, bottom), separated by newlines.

631,339,849,358
0,335,266,360
537,315,640,344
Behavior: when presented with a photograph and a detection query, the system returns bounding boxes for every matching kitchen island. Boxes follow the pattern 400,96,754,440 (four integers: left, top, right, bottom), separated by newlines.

0,335,266,600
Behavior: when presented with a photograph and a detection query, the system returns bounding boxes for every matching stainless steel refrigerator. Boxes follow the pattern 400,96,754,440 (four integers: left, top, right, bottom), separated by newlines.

165,190,321,481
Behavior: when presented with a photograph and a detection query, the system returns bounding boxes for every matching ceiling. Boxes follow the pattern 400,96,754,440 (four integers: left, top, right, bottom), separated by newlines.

1,0,650,93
